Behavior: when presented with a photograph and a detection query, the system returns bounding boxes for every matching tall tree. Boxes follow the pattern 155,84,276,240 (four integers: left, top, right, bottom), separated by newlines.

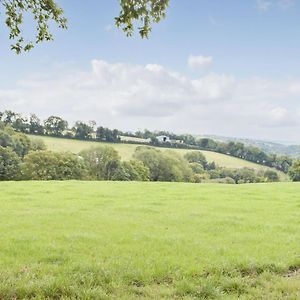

44,116,68,136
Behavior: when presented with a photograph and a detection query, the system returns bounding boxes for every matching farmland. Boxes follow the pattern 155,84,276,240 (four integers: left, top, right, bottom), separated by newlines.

0,181,299,299
29,135,286,173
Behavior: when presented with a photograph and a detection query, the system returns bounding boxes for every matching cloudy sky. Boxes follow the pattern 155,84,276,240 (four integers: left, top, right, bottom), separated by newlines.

1,0,300,143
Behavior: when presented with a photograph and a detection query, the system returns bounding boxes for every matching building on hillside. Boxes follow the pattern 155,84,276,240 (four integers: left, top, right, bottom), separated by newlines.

157,135,170,143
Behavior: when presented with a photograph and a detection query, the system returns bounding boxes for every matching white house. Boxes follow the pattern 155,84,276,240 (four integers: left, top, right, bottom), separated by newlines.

156,135,170,143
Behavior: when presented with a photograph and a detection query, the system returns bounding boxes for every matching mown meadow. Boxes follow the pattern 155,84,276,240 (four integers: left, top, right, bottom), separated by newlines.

1,181,299,299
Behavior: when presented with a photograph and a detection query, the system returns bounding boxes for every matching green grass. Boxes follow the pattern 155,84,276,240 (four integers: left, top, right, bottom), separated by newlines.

30,135,287,176
0,181,299,299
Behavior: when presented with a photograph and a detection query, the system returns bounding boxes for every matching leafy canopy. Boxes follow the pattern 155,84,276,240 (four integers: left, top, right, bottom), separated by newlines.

0,0,67,53
1,0,169,53
116,0,169,38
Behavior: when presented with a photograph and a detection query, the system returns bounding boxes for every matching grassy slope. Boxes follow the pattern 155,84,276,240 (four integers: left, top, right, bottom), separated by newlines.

30,135,286,174
0,181,299,299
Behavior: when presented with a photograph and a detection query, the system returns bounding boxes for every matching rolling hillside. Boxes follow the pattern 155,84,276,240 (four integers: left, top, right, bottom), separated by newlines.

29,135,288,179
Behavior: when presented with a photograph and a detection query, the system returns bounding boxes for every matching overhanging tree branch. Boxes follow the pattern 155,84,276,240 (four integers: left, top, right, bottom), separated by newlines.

0,0,169,53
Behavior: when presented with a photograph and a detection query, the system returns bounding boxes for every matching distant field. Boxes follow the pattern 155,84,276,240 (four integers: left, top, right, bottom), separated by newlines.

0,181,299,299
29,135,286,175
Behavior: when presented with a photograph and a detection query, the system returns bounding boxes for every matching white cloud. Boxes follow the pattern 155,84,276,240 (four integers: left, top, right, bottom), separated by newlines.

257,0,272,11
188,55,213,69
256,0,294,11
1,59,300,142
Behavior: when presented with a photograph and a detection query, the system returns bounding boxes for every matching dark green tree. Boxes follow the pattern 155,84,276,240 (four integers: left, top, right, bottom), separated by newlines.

0,130,14,148
112,160,150,181
44,116,68,136
0,146,21,180
184,151,207,168
11,133,31,157
22,151,87,180
263,170,279,182
80,146,121,180
288,160,300,182
29,114,44,135
73,121,93,140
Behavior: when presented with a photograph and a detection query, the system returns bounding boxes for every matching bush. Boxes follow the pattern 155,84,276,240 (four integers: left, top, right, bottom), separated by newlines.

22,151,87,180
206,177,236,184
0,131,13,148
288,160,300,182
189,162,205,174
11,133,31,157
112,160,150,181
0,146,21,180
30,138,47,151
134,147,193,182
184,151,207,168
263,170,279,182
80,146,121,180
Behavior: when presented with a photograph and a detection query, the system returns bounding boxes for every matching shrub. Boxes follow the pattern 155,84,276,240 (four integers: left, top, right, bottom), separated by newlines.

0,146,21,180
288,160,300,182
189,162,205,174
80,146,121,180
206,177,236,184
263,170,279,182
134,147,193,182
22,151,87,180
0,131,13,148
11,133,31,157
30,138,47,151
114,160,150,181
184,151,207,168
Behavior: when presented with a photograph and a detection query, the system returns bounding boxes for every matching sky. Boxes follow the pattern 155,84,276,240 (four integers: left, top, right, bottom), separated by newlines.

0,0,300,143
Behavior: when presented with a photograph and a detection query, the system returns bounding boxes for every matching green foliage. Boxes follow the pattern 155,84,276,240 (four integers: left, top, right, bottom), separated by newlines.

0,0,67,53
206,167,281,184
11,132,31,157
29,114,44,135
0,146,21,180
113,160,150,181
0,130,14,148
30,137,47,151
184,151,207,167
288,160,300,181
44,116,68,136
188,162,205,174
22,151,87,180
96,126,120,142
1,110,293,175
73,121,94,140
134,147,193,182
1,0,170,53
80,146,121,180
263,170,279,182
116,0,169,38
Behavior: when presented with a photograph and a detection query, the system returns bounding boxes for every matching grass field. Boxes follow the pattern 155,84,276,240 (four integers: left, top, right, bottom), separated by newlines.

1,181,299,299
30,135,286,175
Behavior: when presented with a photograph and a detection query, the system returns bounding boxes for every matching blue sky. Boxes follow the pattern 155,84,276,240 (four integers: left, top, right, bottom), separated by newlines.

1,0,300,142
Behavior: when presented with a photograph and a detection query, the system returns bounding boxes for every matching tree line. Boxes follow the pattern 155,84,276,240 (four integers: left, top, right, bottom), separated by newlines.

0,110,295,174
2,121,300,183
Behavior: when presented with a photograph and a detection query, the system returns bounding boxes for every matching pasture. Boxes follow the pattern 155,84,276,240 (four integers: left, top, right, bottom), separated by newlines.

0,181,299,299
29,135,286,175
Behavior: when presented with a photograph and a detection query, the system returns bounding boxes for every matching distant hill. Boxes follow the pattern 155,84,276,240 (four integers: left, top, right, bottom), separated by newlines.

199,135,300,158
29,135,289,181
